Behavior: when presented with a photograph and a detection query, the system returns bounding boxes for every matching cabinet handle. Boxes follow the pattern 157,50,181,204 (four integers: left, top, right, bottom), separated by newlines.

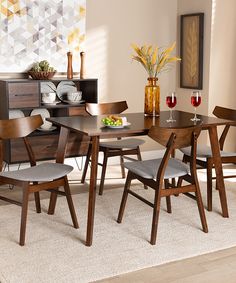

14,94,33,97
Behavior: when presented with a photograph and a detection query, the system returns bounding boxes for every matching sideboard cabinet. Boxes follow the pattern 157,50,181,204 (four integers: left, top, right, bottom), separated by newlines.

0,78,98,164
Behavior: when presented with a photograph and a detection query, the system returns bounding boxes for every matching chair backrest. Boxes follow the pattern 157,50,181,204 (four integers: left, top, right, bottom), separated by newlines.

213,106,236,121
86,101,128,116
0,115,43,171
0,115,43,140
213,106,236,150
148,126,201,150
148,126,201,182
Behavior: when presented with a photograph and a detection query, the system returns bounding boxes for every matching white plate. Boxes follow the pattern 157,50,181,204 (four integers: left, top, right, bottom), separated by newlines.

103,122,131,129
63,100,85,105
57,81,77,100
40,82,57,93
30,108,50,118
42,101,61,105
37,126,57,132
9,110,25,119
30,108,50,128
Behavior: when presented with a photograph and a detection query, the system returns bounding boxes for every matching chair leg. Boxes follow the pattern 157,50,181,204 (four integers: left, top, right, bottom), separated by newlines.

164,179,172,213
63,176,79,229
150,186,162,245
99,149,109,196
207,160,213,211
34,192,41,213
137,147,148,190
117,171,132,223
48,190,58,215
120,155,126,179
81,144,92,183
195,181,208,233
20,183,30,246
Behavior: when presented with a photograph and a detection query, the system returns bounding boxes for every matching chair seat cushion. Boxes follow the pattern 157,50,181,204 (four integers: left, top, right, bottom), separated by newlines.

0,163,73,182
180,145,236,158
100,138,145,149
124,158,190,179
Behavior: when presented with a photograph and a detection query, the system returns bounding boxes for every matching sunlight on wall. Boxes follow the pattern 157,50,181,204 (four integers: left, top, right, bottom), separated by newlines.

85,26,108,101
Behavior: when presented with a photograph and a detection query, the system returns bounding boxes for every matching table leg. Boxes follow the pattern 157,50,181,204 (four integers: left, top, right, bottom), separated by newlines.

86,136,99,246
208,126,229,217
48,127,70,215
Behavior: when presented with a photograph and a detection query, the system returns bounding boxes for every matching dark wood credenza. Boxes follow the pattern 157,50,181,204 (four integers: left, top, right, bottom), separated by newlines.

0,78,98,164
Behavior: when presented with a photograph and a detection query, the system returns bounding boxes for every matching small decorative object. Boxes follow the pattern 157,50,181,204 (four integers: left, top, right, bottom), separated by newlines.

145,78,160,116
180,13,204,89
28,60,56,80
80,51,85,79
67,51,73,79
131,42,180,116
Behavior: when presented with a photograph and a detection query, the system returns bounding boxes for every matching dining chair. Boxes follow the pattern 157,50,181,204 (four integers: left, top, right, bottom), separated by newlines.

180,106,236,211
0,115,79,246
117,125,208,245
81,101,145,195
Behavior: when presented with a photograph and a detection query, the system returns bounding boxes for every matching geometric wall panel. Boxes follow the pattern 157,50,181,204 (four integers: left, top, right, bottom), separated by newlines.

0,0,86,72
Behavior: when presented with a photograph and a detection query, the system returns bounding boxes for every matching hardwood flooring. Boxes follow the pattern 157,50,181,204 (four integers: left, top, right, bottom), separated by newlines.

97,246,236,283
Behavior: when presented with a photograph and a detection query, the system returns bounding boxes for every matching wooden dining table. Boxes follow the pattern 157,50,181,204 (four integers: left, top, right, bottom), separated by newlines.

47,110,236,246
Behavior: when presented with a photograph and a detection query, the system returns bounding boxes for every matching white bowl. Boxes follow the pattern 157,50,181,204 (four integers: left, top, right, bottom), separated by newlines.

67,91,82,102
40,119,52,130
42,92,56,104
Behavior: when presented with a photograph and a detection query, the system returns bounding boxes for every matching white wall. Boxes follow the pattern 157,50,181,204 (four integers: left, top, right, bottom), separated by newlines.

86,0,178,150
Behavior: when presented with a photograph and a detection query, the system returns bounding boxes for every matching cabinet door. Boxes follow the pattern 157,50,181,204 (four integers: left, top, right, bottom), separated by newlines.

8,82,39,109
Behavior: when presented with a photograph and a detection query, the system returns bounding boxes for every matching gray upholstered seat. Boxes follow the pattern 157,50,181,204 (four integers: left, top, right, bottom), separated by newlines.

0,163,73,182
124,158,190,179
180,145,236,158
100,138,145,149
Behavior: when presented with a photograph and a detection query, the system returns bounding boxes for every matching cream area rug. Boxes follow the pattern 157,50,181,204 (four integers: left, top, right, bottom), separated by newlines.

0,168,236,283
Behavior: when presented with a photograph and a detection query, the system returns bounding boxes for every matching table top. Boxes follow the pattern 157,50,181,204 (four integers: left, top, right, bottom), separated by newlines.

48,111,236,138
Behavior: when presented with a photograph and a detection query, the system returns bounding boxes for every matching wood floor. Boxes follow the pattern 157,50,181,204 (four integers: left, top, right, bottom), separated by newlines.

97,246,236,283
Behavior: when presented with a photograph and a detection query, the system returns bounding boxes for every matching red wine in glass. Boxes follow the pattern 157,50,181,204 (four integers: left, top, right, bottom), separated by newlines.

166,92,177,122
191,96,201,107
166,96,177,108
191,91,201,121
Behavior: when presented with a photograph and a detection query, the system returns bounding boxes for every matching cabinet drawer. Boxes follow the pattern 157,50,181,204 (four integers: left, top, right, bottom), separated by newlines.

9,133,90,163
8,83,39,109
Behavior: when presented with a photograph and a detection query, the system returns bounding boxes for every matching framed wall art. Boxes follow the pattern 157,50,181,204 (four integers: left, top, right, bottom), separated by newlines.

180,13,204,89
0,0,86,73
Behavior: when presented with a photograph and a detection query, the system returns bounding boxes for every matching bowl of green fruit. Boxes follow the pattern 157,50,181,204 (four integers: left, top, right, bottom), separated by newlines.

28,60,56,80
101,115,131,128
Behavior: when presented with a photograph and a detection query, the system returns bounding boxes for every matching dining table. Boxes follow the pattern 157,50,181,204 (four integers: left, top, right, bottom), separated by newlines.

47,110,236,246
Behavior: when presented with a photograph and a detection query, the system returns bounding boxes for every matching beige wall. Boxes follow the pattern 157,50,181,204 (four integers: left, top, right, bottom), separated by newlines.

86,0,178,111
86,0,178,150
208,0,236,151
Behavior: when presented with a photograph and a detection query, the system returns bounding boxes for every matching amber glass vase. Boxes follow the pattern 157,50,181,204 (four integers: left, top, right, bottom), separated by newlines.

144,77,160,116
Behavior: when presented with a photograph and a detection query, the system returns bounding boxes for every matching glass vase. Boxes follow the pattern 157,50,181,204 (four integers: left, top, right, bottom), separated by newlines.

144,77,160,116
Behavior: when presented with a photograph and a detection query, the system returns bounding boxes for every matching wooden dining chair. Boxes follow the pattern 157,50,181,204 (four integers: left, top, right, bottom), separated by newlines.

81,101,145,195
180,106,236,211
117,125,208,245
0,115,79,246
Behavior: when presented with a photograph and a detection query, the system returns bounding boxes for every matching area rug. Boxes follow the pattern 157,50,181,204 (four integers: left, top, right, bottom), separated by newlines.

0,174,236,283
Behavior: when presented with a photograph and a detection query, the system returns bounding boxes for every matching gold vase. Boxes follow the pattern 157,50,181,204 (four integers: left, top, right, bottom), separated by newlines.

144,77,160,116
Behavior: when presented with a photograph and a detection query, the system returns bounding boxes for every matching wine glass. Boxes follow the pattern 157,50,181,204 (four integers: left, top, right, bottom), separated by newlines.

190,91,201,121
166,92,177,122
